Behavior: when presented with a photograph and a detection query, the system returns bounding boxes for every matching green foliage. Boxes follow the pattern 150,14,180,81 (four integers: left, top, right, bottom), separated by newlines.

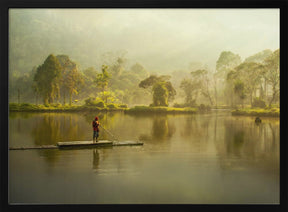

95,65,111,93
57,55,84,105
263,49,280,107
139,75,160,89
107,103,117,109
33,54,62,104
126,106,197,114
232,108,279,117
234,80,246,99
84,97,105,108
234,62,265,105
139,75,175,106
152,82,169,106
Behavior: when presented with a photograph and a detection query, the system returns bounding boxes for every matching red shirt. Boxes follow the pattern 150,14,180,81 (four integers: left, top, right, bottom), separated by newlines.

92,120,99,131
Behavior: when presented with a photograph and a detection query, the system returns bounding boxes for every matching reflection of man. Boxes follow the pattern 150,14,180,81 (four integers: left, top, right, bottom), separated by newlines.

93,149,100,170
92,117,100,143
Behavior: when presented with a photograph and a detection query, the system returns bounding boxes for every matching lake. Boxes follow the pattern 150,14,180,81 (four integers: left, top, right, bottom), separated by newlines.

8,110,279,204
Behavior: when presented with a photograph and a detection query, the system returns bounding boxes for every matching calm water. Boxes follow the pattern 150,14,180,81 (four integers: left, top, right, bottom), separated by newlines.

9,111,279,204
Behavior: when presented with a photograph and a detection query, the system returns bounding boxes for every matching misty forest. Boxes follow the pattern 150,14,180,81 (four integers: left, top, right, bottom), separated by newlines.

9,10,279,112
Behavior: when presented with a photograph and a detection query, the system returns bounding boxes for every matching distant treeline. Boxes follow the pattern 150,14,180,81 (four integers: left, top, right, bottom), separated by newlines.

9,48,279,109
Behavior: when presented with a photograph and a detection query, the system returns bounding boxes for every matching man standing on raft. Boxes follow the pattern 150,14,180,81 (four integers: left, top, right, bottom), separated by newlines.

92,116,100,143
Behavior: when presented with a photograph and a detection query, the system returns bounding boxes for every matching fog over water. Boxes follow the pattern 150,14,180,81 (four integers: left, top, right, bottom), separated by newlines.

9,9,279,74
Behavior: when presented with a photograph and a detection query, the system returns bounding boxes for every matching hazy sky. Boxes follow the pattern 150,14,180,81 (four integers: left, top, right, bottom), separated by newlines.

10,9,279,72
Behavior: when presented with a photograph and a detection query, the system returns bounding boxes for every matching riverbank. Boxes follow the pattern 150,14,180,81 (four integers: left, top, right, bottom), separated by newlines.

9,103,125,112
231,108,280,117
9,103,200,114
124,106,198,114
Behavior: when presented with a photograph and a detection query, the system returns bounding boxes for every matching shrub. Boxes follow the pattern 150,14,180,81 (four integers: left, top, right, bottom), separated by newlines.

84,97,105,108
51,103,62,107
94,101,105,108
107,103,117,109
252,97,266,108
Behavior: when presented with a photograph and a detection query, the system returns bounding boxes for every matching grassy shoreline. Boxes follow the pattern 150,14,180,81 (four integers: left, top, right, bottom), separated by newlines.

9,103,125,112
10,103,279,117
124,106,198,114
231,108,280,117
9,103,200,114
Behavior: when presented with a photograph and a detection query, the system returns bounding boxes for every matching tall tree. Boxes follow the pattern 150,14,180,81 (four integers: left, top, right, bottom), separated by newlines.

191,69,214,105
152,82,169,106
263,49,280,107
216,51,242,77
244,49,273,101
233,80,246,108
95,65,111,103
57,55,83,105
180,78,200,106
234,62,264,106
139,75,176,106
215,51,242,106
34,54,61,104
65,68,84,105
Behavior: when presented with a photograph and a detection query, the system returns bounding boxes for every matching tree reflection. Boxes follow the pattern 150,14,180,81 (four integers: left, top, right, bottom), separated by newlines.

30,113,88,164
151,115,175,141
216,117,279,172
31,114,87,145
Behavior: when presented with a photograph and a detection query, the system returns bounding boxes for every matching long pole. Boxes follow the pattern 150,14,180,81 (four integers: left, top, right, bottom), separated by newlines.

100,125,119,141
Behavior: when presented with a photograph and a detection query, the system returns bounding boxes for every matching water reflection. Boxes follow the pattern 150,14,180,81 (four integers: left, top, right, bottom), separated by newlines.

10,112,279,171
29,114,89,146
216,117,280,172
93,149,100,170
9,111,280,203
152,116,175,141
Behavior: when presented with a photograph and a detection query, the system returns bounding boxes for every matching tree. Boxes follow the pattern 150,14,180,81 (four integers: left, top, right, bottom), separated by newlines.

95,65,111,92
216,51,242,77
215,51,242,106
130,63,149,79
191,69,214,105
57,55,83,105
263,49,280,107
244,49,273,63
233,80,246,108
34,54,61,104
95,65,111,103
139,75,176,106
234,62,264,106
244,49,273,101
65,68,84,105
152,82,169,106
180,78,200,106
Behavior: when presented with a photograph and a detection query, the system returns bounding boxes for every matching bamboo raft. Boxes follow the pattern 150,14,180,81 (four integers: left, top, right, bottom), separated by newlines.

9,140,144,150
